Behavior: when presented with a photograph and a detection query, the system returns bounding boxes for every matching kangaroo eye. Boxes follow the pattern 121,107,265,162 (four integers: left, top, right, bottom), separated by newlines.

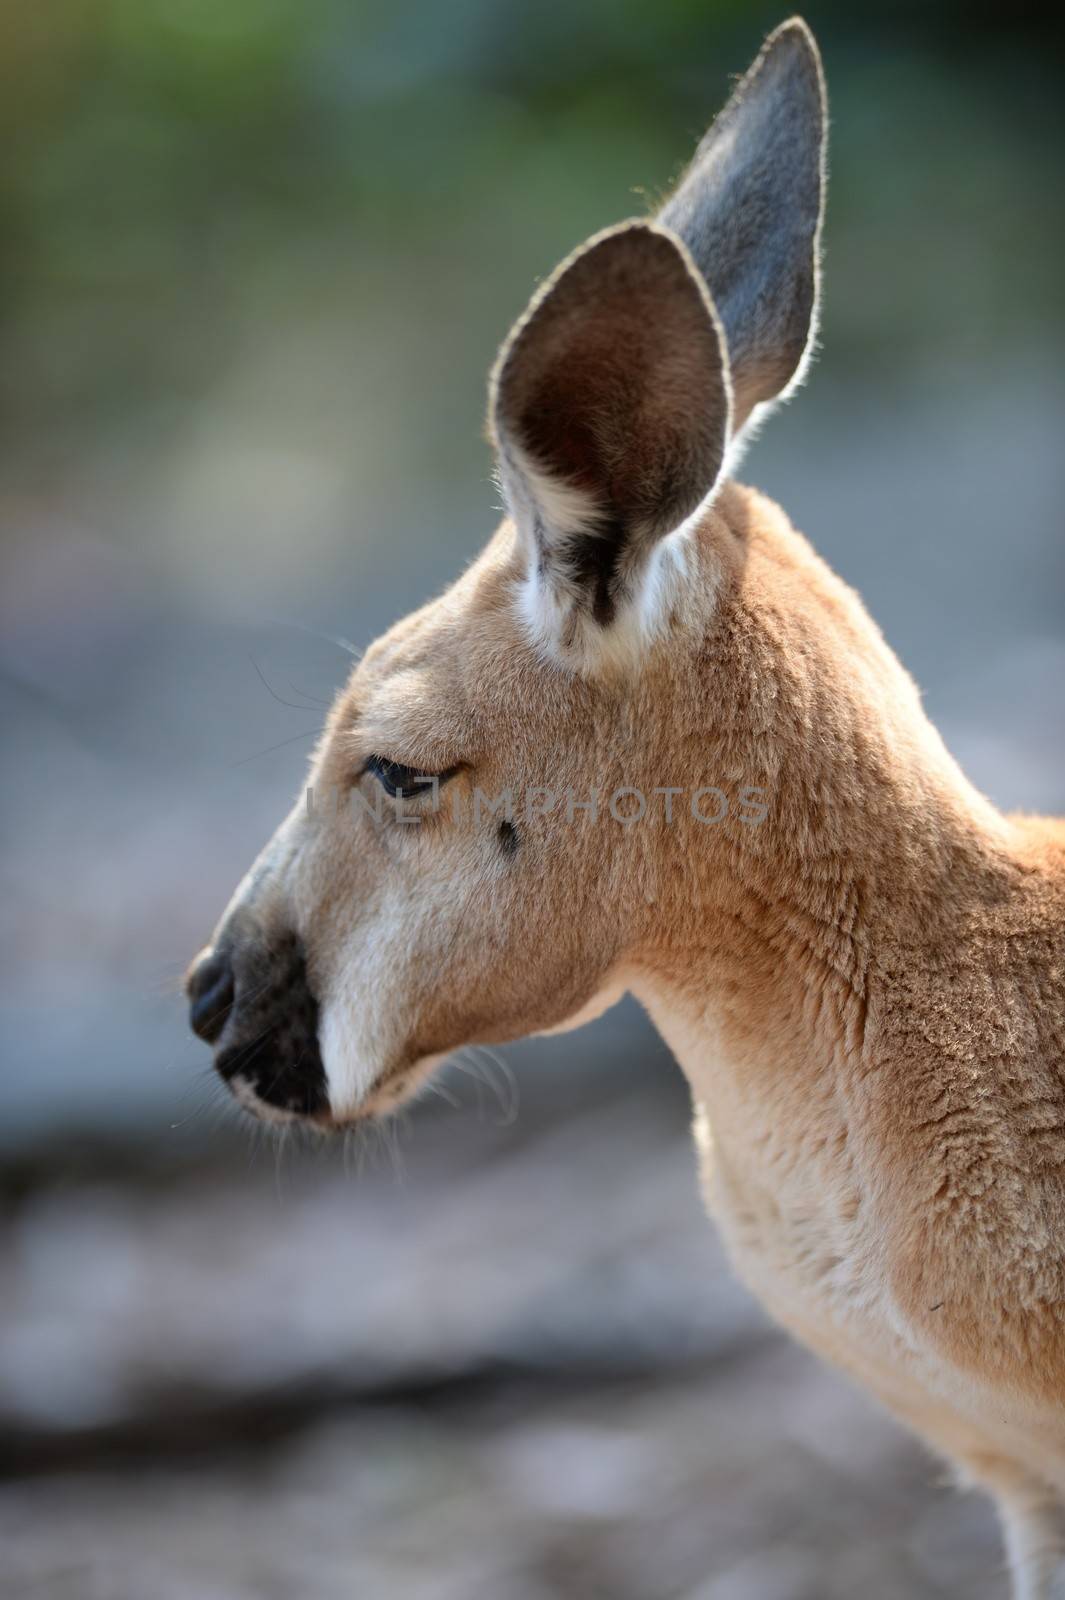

364,756,440,800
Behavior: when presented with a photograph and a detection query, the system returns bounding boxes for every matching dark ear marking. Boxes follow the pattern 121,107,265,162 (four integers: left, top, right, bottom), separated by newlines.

498,819,519,857
563,519,629,628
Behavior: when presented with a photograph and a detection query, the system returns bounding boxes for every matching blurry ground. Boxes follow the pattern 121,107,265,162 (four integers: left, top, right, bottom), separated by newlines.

0,1057,1007,1600
1,5,1063,1597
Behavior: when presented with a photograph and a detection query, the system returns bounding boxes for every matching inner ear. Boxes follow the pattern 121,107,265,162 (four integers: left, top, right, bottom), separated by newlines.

490,222,730,626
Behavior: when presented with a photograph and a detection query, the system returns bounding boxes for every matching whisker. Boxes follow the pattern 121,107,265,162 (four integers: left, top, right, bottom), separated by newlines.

259,616,361,660
448,1046,520,1126
249,654,327,714
169,1078,228,1131
274,1123,292,1201
447,1051,488,1119
233,727,321,766
288,679,333,709
471,1044,520,1125
216,1021,277,1093
421,1079,461,1112
388,1112,408,1183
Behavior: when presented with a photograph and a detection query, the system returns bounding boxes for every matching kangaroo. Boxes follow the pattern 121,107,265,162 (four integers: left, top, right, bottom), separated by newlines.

186,19,1065,1596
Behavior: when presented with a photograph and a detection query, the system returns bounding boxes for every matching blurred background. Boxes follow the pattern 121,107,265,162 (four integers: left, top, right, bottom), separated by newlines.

1,2,1063,1596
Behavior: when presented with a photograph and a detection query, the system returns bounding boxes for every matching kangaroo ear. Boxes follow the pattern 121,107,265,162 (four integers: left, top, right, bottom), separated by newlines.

660,17,827,436
490,221,729,660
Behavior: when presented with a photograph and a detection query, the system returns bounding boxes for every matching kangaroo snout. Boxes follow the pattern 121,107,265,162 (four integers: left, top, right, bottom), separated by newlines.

185,932,328,1124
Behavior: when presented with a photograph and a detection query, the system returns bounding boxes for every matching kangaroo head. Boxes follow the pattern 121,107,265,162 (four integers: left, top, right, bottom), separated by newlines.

186,19,826,1126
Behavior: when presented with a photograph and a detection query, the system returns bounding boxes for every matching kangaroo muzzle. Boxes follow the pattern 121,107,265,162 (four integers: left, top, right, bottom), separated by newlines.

186,931,328,1123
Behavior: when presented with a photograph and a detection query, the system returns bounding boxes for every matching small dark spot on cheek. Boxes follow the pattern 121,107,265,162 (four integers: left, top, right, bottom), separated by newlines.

498,819,519,858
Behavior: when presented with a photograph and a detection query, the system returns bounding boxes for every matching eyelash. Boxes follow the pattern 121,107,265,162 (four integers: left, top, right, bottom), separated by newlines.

363,756,444,800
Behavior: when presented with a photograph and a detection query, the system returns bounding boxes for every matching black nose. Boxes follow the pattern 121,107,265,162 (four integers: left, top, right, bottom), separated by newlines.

186,947,235,1044
186,932,329,1122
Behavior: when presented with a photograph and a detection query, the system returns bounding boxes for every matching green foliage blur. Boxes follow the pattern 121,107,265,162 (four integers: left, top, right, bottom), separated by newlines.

2,0,1061,481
